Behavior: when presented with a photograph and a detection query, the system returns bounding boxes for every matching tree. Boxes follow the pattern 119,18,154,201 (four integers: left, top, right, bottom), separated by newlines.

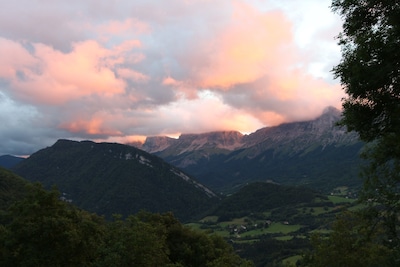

0,183,104,267
332,0,400,142
304,211,392,267
93,214,170,267
0,184,252,266
332,0,400,248
136,212,253,267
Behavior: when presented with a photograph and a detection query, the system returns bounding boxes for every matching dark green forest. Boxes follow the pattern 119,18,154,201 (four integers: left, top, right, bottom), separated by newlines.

0,168,252,267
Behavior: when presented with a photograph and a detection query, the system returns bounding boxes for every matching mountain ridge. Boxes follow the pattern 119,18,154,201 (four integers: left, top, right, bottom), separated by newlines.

136,106,358,158
131,107,363,193
12,139,218,221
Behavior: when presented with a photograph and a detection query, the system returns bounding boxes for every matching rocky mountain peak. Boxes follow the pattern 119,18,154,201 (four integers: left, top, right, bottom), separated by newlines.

141,136,178,153
314,106,342,126
322,105,341,115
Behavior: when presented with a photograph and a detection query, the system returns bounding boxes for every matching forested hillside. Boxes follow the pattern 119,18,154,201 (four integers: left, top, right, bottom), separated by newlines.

12,139,218,221
0,169,252,266
0,167,28,210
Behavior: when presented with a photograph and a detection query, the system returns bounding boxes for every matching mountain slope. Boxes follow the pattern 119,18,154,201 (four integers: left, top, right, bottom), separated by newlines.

138,107,364,193
0,167,28,210
12,140,218,221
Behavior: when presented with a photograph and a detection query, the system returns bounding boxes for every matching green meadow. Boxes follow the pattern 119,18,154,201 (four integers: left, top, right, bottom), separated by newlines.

186,190,360,266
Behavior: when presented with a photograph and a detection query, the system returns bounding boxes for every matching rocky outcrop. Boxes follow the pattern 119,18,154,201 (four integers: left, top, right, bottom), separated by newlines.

141,136,178,153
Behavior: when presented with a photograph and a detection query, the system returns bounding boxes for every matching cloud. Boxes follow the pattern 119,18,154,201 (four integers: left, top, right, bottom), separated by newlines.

0,0,343,155
0,91,67,156
190,3,295,89
0,39,147,105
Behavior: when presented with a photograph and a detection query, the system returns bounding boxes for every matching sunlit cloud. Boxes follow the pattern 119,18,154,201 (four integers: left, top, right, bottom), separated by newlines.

0,0,343,155
182,3,295,89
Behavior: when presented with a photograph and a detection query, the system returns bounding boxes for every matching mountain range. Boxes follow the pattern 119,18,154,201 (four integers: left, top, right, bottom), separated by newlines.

7,106,365,221
135,106,364,193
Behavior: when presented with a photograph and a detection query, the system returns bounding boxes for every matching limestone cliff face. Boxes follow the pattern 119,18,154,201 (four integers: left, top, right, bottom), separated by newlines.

240,106,358,157
176,131,244,153
141,136,178,153
140,131,244,157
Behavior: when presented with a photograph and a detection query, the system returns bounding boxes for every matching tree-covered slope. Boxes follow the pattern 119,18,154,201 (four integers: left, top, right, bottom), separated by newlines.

0,183,252,267
12,139,218,221
0,167,28,210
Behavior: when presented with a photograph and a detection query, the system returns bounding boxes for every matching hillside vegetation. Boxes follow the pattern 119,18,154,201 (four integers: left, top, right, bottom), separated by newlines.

12,139,217,221
0,171,252,267
0,167,28,210
187,182,358,266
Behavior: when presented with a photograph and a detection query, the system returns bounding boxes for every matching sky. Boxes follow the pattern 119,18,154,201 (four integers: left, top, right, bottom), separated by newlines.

0,0,344,156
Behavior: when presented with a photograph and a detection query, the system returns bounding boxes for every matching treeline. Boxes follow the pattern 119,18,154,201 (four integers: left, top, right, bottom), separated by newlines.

0,183,252,267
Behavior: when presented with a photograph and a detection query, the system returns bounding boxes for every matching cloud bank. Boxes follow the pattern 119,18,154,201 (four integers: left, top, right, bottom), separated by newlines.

0,0,343,155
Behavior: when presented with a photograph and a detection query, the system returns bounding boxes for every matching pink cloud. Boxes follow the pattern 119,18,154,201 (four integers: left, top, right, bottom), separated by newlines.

0,38,38,78
18,41,125,104
183,2,295,89
156,92,264,135
96,18,151,36
226,71,344,125
0,39,149,105
0,0,344,155
162,76,198,99
117,68,149,83
60,117,122,136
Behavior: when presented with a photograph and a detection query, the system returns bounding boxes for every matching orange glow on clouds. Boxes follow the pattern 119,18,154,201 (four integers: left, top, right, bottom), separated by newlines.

158,91,264,134
0,0,344,156
1,38,146,106
194,3,294,89
60,117,122,136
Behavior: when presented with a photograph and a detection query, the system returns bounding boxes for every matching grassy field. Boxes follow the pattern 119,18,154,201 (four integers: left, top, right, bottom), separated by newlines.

328,195,356,204
186,191,360,266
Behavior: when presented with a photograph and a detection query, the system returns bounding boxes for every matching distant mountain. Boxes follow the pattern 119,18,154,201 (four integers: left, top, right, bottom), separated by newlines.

12,140,218,221
136,107,364,193
142,131,244,155
0,155,24,169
